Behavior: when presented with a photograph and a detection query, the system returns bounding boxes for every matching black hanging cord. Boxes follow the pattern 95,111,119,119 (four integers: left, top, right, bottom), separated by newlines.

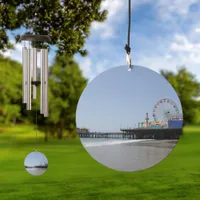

125,0,132,68
125,0,131,54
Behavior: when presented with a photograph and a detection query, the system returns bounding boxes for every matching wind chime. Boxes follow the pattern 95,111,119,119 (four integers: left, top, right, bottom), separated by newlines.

21,34,50,117
21,34,50,176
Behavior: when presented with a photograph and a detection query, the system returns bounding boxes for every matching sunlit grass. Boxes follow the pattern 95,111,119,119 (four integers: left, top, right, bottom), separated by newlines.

0,125,199,200
183,125,200,133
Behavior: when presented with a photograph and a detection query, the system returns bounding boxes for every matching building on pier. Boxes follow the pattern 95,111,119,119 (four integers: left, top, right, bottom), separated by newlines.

120,128,182,139
137,112,183,129
77,128,89,133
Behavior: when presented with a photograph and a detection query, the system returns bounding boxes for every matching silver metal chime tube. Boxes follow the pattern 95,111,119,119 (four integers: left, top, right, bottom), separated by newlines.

32,48,37,99
40,48,48,117
40,49,44,114
22,47,28,104
43,49,48,117
26,47,32,110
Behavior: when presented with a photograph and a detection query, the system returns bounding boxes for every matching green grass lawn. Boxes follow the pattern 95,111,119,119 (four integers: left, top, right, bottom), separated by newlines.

0,125,200,200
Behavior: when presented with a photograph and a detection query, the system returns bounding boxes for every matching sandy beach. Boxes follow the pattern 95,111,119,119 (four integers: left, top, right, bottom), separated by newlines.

128,139,178,148
25,168,47,176
84,139,177,172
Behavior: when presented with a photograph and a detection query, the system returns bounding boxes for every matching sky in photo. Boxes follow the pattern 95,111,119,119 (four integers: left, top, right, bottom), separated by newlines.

24,152,48,167
76,65,183,132
1,0,200,82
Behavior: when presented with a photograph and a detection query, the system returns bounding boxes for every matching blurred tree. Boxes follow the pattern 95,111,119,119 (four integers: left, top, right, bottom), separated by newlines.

160,67,200,125
33,55,87,141
0,54,22,124
0,0,107,56
0,0,106,139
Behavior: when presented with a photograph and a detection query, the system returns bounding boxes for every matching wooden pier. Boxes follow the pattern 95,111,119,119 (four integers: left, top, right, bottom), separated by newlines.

78,128,182,140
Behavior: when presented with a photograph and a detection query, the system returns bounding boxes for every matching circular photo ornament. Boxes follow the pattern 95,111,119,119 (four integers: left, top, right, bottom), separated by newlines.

24,151,48,176
76,65,183,172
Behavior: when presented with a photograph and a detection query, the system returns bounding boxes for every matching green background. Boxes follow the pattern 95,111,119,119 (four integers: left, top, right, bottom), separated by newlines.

0,125,199,200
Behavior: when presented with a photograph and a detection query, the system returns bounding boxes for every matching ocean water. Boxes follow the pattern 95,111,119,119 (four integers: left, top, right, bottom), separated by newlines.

81,138,154,147
80,138,177,172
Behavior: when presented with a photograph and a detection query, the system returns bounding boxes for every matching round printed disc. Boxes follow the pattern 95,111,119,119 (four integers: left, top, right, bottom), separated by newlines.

76,65,183,172
24,151,48,176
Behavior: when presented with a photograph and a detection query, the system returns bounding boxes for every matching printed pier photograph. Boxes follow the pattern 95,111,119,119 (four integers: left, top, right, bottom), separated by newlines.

76,65,183,172
24,152,48,176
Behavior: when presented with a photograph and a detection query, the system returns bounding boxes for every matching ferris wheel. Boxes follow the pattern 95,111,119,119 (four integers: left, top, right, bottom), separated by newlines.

152,98,180,127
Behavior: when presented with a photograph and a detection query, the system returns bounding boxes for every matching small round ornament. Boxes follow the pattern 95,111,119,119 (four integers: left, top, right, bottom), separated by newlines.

24,151,48,176
76,65,183,172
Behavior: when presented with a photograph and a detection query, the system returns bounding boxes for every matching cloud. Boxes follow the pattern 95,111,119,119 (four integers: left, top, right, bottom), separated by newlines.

91,0,125,39
91,22,115,39
100,0,124,18
95,62,105,74
195,28,200,33
78,57,94,80
134,51,200,82
170,34,200,53
166,32,200,80
1,50,12,58
1,40,22,63
154,0,199,21
170,33,200,60
134,54,177,74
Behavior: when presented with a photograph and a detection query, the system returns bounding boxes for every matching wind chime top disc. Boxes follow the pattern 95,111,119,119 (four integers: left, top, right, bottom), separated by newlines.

76,65,183,172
